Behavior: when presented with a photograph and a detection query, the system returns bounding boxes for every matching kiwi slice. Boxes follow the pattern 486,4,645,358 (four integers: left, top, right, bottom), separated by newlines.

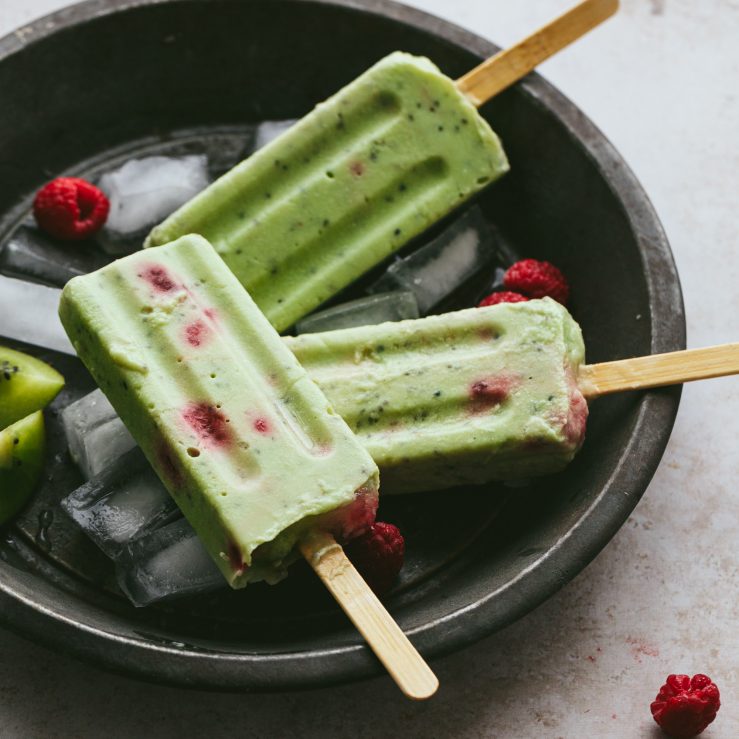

0,345,64,429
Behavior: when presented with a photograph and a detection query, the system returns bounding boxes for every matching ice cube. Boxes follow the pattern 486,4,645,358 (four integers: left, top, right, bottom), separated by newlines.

61,447,178,559
474,266,510,305
61,389,136,478
115,517,225,607
494,231,520,268
201,130,256,178
0,275,73,354
254,119,298,150
0,225,108,288
473,223,524,304
491,266,507,289
96,155,210,253
296,291,419,334
368,207,500,313
62,389,116,436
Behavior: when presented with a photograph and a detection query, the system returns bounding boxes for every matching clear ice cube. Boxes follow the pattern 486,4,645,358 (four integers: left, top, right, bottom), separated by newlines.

96,154,210,253
201,130,256,178
296,291,419,334
253,119,298,150
475,266,510,305
0,275,73,354
494,231,520,268
61,447,178,559
473,222,524,304
0,225,107,288
61,389,136,478
368,207,500,313
115,517,225,607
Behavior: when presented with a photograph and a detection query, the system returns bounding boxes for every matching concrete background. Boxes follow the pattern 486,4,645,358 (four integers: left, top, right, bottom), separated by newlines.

0,0,737,736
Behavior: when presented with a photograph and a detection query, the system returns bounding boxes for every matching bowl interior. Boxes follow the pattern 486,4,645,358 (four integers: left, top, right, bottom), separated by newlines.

0,0,683,690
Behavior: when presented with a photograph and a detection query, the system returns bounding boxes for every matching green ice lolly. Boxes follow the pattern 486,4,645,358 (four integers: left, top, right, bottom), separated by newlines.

286,298,588,493
145,52,509,331
59,235,379,587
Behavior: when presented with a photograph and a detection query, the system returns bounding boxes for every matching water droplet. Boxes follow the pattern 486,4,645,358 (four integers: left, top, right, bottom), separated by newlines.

35,509,54,552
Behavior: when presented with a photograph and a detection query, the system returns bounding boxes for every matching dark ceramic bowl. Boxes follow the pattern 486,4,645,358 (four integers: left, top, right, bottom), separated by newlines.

0,0,684,690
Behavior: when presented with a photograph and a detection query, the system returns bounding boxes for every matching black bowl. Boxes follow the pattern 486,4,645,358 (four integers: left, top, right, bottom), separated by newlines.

0,0,684,690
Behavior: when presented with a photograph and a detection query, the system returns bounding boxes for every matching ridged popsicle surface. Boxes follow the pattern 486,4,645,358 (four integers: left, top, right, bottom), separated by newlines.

286,299,587,493
60,235,379,587
146,52,509,330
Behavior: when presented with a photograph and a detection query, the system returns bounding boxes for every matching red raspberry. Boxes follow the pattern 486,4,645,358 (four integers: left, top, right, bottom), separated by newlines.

33,177,109,241
503,258,570,304
478,291,529,307
651,674,720,738
345,522,404,595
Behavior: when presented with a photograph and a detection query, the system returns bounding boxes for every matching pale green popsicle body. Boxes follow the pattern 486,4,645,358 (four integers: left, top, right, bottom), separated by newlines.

145,52,509,331
59,235,379,587
286,299,588,493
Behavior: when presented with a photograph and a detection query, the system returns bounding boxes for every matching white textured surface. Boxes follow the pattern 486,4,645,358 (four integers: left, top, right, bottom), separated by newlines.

99,155,209,236
1,0,738,736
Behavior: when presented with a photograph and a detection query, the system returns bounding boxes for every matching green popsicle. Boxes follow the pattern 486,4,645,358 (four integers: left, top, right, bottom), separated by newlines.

146,52,509,331
286,298,588,493
59,235,379,587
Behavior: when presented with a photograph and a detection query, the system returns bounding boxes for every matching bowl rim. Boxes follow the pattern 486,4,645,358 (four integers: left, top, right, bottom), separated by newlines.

0,0,685,691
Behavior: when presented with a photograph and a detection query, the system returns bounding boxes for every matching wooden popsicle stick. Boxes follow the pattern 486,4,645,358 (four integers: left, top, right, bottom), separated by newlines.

300,530,438,700
456,0,619,107
578,343,739,399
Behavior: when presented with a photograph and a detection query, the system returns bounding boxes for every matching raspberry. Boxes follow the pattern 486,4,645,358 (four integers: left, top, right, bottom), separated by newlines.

345,522,404,594
478,291,529,307
651,674,720,738
33,177,109,241
503,258,570,304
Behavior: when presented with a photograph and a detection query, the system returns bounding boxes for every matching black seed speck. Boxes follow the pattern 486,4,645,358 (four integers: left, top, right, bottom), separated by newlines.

433,390,442,397
393,228,401,236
